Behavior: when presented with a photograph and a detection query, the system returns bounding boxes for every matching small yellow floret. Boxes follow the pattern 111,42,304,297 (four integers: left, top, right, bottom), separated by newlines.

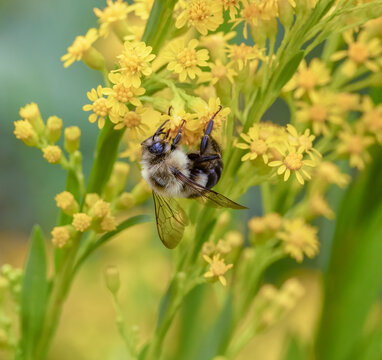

51,226,71,248
46,116,63,143
101,215,117,232
19,102,44,134
203,253,233,286
55,191,79,215
42,145,62,164
92,199,112,218
14,120,39,147
72,213,92,232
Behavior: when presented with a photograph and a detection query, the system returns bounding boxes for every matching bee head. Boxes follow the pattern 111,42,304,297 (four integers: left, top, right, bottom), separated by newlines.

141,119,171,157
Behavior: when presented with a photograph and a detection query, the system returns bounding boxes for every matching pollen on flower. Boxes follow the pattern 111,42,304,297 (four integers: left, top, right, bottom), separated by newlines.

175,0,224,35
83,85,110,129
51,226,71,248
42,145,62,164
72,213,92,232
268,145,316,185
55,191,79,215
237,125,271,163
115,41,156,88
164,39,209,82
203,253,233,286
14,120,38,147
277,218,319,262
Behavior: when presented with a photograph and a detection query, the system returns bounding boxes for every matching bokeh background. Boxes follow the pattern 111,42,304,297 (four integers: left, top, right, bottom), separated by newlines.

0,1,355,359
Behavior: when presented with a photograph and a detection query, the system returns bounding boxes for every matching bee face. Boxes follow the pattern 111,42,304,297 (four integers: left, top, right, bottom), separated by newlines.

141,135,170,157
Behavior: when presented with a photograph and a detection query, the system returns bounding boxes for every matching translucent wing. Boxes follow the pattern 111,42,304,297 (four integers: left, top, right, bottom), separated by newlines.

173,169,248,209
152,192,189,249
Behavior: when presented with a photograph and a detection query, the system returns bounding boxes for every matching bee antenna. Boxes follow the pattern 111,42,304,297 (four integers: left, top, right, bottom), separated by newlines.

210,105,223,122
168,106,173,116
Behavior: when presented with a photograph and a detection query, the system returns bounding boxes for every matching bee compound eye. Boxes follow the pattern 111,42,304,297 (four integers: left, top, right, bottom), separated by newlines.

149,142,164,154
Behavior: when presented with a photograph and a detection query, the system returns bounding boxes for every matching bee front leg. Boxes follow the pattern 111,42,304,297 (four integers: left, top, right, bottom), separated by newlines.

171,119,186,149
200,105,222,155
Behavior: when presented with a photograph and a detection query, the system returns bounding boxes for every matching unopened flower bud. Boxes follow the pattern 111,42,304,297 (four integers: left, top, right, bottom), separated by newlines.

131,179,151,205
55,191,79,215
42,145,62,164
14,120,39,147
64,126,81,153
105,266,120,294
72,213,92,232
46,116,63,143
116,192,135,210
92,199,112,219
19,102,45,135
100,215,117,232
51,226,72,248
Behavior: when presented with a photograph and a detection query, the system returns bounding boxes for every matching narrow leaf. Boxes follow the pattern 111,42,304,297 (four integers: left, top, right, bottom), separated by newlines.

272,51,305,95
20,225,48,360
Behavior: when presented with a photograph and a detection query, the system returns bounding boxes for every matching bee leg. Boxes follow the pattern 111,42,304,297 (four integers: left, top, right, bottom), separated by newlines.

171,120,186,149
195,154,221,163
200,106,223,155
153,119,169,139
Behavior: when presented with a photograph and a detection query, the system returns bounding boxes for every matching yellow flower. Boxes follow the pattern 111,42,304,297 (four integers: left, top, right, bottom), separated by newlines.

132,0,154,20
231,0,278,39
331,30,382,77
296,90,343,135
115,41,156,88
119,140,142,161
314,161,350,188
283,59,331,98
248,212,283,234
268,145,316,185
103,73,145,123
335,92,360,115
200,31,236,60
164,39,209,82
360,96,382,143
160,109,200,146
114,107,149,137
94,0,132,37
203,254,233,286
277,218,319,263
222,0,241,20
199,59,237,85
285,124,321,160
72,213,92,232
236,124,273,163
14,120,39,147
175,0,223,35
309,194,334,220
337,123,374,170
83,85,110,129
61,28,99,68
226,43,265,71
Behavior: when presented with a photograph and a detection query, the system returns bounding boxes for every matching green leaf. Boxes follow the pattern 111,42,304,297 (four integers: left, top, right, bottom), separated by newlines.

283,336,305,360
20,225,48,360
196,294,233,360
315,148,382,360
73,214,151,273
272,51,305,96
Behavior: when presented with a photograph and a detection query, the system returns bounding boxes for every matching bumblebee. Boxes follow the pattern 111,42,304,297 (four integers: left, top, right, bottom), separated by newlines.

141,106,246,249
